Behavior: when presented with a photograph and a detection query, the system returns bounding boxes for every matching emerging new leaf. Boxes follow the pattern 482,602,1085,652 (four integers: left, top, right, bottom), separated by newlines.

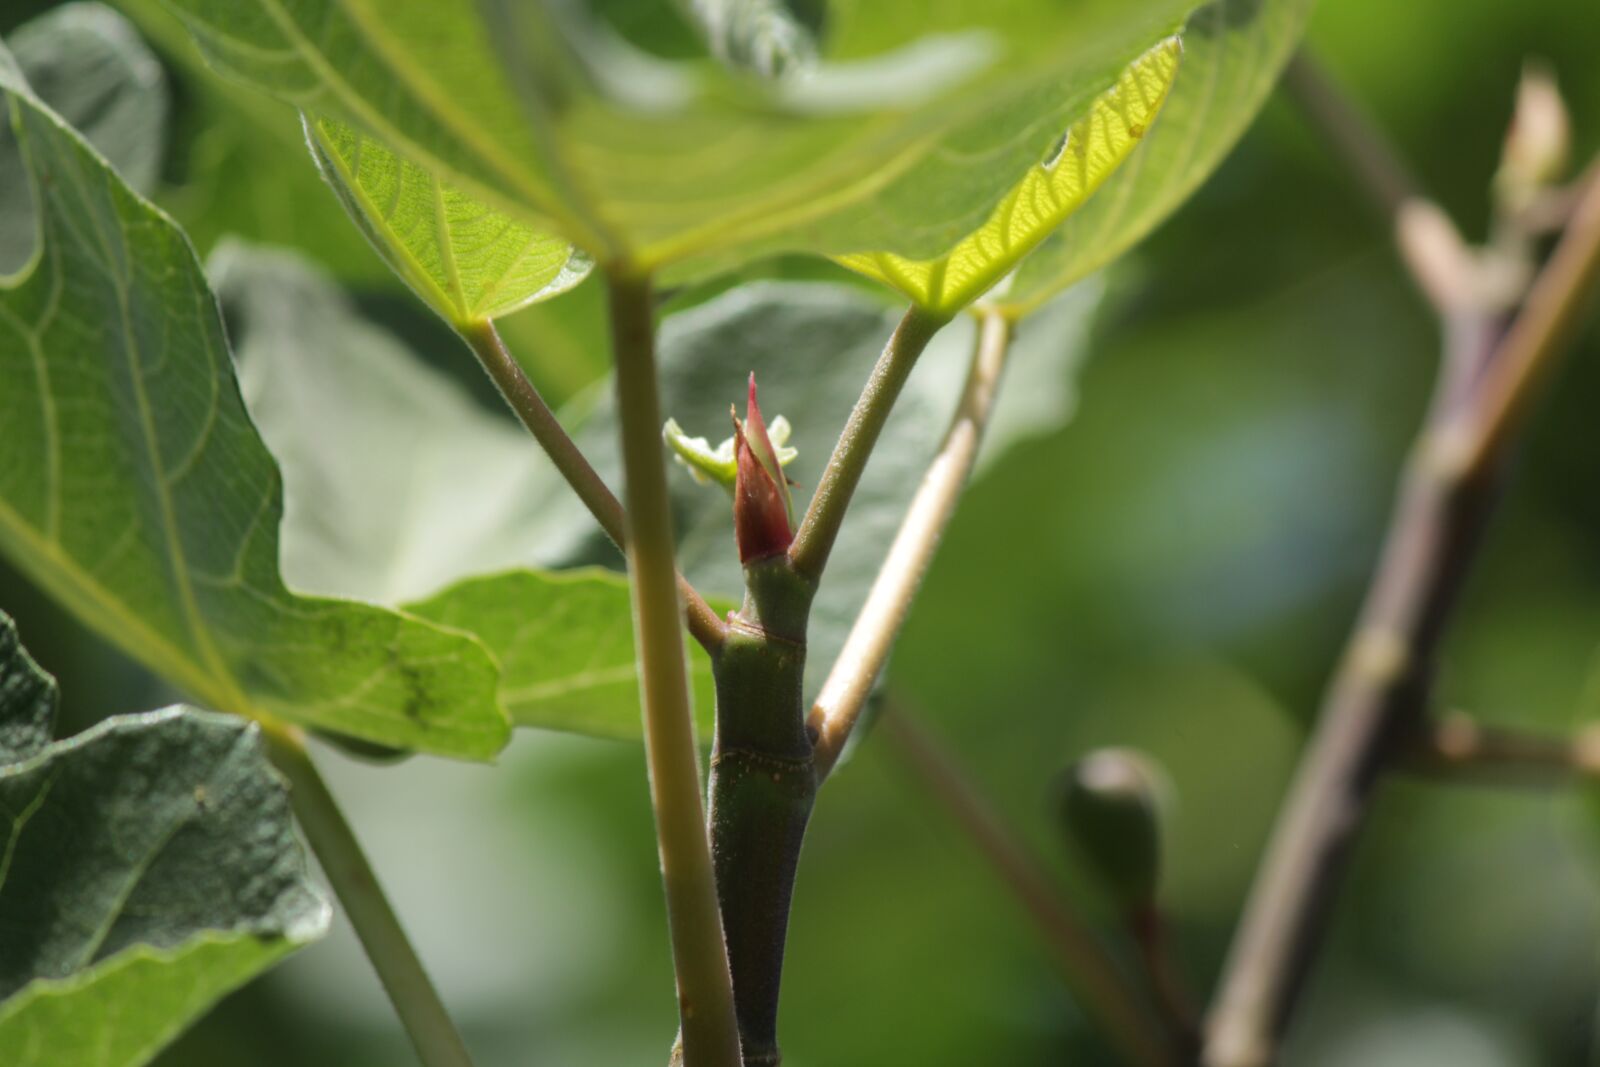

664,393,796,491
743,374,794,521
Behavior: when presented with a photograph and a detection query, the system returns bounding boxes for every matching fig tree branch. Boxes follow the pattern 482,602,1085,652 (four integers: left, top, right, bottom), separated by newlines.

1203,64,1600,1067
1403,711,1600,785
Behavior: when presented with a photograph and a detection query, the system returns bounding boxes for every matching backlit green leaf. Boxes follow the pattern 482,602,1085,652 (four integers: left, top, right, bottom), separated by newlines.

0,47,509,759
996,0,1314,314
307,116,590,327
541,282,1103,700
838,37,1181,316
0,613,330,1067
163,0,1200,275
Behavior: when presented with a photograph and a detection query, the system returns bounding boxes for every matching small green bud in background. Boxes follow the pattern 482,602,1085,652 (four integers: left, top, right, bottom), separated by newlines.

1055,748,1170,911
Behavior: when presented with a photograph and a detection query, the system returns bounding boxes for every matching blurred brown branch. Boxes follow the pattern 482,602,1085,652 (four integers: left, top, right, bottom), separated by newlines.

1204,53,1600,1067
1404,712,1600,785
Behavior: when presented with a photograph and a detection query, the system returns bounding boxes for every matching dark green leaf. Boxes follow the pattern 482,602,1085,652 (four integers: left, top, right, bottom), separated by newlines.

0,48,509,758
0,614,330,1067
0,611,53,763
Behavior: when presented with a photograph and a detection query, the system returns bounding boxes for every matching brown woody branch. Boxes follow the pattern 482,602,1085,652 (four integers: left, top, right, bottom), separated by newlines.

1203,55,1600,1067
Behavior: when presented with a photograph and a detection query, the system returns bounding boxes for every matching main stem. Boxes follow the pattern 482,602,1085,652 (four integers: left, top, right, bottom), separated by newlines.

262,723,476,1067
605,270,742,1067
705,559,817,1066
684,303,949,1063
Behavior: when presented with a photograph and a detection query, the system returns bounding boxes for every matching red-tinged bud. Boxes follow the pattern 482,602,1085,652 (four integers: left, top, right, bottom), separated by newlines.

743,373,794,520
733,416,794,563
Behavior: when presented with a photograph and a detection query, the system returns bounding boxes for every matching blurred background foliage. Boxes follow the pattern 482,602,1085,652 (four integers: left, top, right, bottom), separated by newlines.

3,0,1600,1064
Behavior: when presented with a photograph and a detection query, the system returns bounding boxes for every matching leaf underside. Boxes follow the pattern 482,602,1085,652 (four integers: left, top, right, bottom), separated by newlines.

213,242,722,740
0,42,509,759
999,0,1316,312
164,0,1201,276
838,36,1182,315
307,115,590,327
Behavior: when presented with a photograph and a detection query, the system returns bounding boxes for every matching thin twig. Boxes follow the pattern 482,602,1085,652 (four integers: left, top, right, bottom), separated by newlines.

788,306,946,582
461,320,727,652
880,701,1174,1067
261,722,476,1067
1204,69,1600,1067
1403,712,1600,785
809,311,1010,778
604,270,742,1067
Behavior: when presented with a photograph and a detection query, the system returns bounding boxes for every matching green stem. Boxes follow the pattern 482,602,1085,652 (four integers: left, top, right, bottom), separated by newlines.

262,723,475,1067
787,306,946,582
605,269,743,1067
809,310,1011,778
706,559,817,1066
461,320,727,653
